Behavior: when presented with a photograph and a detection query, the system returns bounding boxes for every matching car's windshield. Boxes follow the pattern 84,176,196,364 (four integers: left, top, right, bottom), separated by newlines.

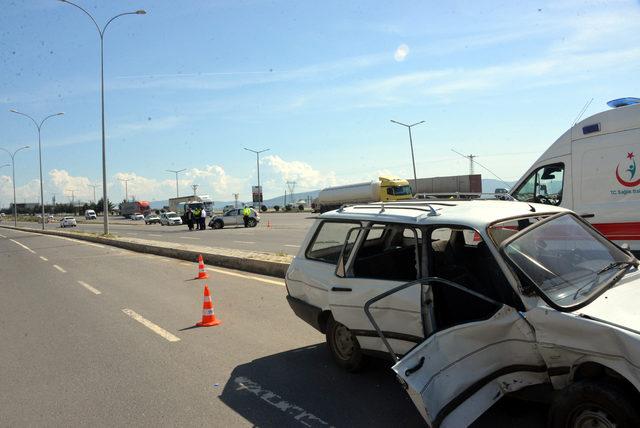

390,185,412,196
500,213,637,310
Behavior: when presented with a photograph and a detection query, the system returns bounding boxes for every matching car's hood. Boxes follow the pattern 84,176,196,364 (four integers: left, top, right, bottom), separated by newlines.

579,268,640,333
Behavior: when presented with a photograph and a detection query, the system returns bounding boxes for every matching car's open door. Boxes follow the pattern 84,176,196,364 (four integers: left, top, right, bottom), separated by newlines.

366,278,548,428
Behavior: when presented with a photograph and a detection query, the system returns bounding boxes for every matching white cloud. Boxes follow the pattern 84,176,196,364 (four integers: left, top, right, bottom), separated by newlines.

262,155,338,190
394,44,410,62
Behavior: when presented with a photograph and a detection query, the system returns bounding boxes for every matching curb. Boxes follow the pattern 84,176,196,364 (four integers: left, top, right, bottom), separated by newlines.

0,225,293,279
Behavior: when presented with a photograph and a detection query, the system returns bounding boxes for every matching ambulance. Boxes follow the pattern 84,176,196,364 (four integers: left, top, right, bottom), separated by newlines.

511,97,640,252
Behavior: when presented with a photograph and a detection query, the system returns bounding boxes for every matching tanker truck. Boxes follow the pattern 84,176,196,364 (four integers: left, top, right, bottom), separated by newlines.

316,176,412,213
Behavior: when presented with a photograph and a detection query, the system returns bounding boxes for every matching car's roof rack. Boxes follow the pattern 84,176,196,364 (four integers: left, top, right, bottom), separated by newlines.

414,192,516,201
338,201,442,216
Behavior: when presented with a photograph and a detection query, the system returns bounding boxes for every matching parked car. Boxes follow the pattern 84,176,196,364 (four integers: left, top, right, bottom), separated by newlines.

285,199,640,427
209,207,259,229
84,209,97,220
160,211,182,226
144,214,161,224
60,216,77,228
130,213,145,221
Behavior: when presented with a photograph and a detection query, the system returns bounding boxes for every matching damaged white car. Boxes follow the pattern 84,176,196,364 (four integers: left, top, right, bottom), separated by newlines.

286,200,640,427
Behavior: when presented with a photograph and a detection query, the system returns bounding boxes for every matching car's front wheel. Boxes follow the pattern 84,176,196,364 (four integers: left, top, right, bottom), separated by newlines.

326,316,365,372
248,218,257,227
212,220,223,229
548,380,639,428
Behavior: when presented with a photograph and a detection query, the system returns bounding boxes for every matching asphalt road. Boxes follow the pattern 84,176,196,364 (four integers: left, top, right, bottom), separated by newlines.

0,228,547,427
13,212,314,255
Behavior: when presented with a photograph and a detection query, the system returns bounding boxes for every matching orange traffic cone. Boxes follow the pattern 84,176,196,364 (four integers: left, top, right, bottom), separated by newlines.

195,254,209,279
196,284,221,327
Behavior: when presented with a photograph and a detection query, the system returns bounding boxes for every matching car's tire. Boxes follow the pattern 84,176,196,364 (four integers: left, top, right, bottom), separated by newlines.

548,380,639,428
325,316,366,372
248,218,257,227
212,220,223,229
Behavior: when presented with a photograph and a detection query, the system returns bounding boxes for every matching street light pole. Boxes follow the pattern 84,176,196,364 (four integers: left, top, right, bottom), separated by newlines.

166,168,186,198
244,147,269,207
118,178,133,201
10,110,64,230
59,0,146,235
0,146,29,228
390,120,425,191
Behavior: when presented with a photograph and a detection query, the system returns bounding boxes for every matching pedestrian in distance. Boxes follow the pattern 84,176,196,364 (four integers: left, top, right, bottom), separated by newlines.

185,207,194,231
199,207,207,230
243,206,251,227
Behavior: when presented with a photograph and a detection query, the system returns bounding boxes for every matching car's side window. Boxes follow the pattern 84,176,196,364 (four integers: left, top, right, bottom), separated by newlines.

306,221,360,264
428,226,522,328
350,224,421,281
512,163,564,206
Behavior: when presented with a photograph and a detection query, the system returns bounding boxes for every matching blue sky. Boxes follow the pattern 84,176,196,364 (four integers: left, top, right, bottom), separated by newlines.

1,0,639,205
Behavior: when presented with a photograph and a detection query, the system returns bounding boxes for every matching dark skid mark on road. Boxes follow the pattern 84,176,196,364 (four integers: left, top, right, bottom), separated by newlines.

219,344,423,428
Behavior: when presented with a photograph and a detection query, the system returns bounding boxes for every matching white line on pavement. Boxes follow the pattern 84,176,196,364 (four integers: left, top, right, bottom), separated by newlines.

77,280,101,295
39,256,48,261
233,376,331,427
53,264,67,273
206,267,285,287
234,241,256,244
43,234,105,248
148,234,162,237
121,309,180,342
0,233,6,238
9,239,36,254
284,244,300,248
179,236,200,240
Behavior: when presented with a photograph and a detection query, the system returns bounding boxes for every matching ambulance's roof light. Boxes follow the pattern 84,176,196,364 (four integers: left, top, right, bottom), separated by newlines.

607,97,640,108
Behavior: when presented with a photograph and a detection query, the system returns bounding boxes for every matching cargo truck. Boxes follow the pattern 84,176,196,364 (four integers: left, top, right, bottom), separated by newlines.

119,201,151,218
510,97,640,252
316,176,412,213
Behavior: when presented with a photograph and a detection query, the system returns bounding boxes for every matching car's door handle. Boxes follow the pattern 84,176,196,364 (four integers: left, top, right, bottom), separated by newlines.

405,356,425,376
331,286,352,292
580,213,595,219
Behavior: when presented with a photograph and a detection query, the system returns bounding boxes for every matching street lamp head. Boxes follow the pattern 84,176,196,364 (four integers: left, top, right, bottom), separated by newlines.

23,145,30,149
135,10,146,14
9,109,19,113
55,112,65,116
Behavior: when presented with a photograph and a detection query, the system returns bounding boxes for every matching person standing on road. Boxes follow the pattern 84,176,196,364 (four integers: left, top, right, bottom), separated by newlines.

193,207,202,230
185,208,194,231
200,207,207,230
242,206,251,228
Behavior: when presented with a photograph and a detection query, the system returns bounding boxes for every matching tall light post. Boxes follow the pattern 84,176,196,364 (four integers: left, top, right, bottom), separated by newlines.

244,147,269,207
118,178,133,201
0,146,29,227
88,183,101,203
10,110,64,230
166,168,186,198
59,0,146,234
390,120,425,191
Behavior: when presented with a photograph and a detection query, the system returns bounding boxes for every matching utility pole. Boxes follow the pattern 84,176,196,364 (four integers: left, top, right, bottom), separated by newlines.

468,154,476,175
118,178,133,201
166,168,186,197
284,190,287,206
232,193,239,208
286,181,296,204
244,147,269,207
191,184,198,196
390,120,425,190
88,183,101,203
66,189,76,215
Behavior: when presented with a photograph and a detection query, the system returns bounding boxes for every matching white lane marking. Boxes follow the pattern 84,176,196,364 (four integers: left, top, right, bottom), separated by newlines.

121,309,180,342
180,262,192,267
39,256,48,261
234,376,331,427
77,280,102,295
148,234,162,237
44,234,105,248
53,264,67,273
179,236,200,240
127,233,139,236
0,233,6,238
284,244,300,248
234,241,256,244
9,239,36,254
206,267,285,287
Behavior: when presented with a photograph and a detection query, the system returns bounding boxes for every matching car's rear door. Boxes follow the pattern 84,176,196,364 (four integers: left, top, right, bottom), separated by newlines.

391,279,546,428
329,225,426,356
